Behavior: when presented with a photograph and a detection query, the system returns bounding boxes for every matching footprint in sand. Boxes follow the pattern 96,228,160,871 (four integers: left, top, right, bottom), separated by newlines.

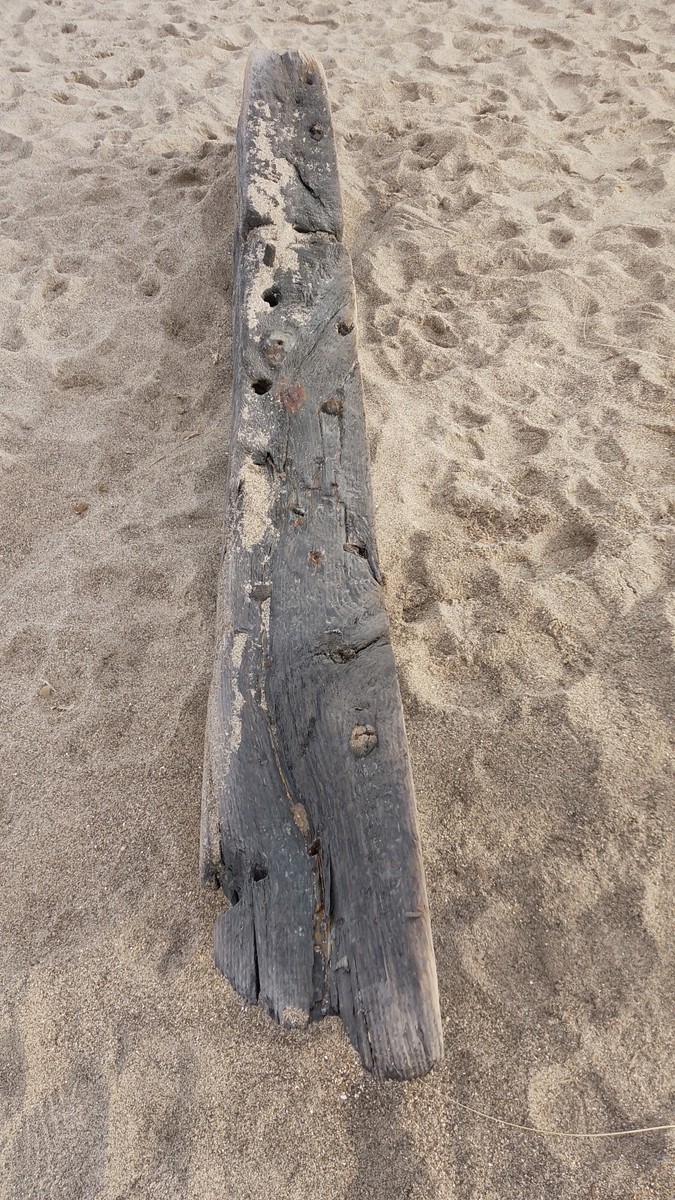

454,406,492,430
0,131,32,162
137,273,161,297
513,423,550,456
8,1074,108,1197
539,519,598,571
420,312,458,349
594,434,627,465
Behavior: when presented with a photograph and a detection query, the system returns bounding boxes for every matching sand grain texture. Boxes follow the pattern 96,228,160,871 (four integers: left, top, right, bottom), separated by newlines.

1,0,673,1197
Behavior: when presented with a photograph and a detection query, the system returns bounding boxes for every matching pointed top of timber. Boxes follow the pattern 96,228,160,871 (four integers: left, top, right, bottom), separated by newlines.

238,50,343,240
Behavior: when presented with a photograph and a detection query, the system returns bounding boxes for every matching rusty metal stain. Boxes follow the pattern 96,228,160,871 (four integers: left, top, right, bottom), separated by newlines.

277,380,306,413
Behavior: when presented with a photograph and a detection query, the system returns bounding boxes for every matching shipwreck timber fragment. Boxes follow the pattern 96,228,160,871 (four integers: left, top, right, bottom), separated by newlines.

201,49,443,1079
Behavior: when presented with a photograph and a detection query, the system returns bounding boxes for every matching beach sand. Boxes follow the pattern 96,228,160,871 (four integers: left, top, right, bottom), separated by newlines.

1,0,674,1196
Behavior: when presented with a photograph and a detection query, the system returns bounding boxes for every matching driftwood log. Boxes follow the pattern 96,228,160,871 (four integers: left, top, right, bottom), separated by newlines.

201,49,443,1079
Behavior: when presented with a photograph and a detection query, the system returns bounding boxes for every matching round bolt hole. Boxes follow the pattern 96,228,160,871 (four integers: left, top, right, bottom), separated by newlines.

263,287,281,307
251,864,268,882
252,378,272,395
337,320,354,336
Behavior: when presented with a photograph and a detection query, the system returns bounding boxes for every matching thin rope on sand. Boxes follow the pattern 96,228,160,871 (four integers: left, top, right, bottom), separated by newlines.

449,1099,675,1139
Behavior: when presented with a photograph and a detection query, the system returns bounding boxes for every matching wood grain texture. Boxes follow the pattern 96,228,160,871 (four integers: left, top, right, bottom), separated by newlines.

201,49,443,1079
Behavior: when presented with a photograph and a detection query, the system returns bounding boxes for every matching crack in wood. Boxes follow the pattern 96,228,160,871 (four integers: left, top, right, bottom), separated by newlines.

314,630,389,663
287,156,325,207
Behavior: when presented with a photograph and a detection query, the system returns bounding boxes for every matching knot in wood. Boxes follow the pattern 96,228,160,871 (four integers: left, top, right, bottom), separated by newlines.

349,724,378,757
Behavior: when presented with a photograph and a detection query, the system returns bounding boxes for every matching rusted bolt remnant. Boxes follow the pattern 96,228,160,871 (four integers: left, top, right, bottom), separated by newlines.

321,394,343,417
349,724,378,757
262,335,286,366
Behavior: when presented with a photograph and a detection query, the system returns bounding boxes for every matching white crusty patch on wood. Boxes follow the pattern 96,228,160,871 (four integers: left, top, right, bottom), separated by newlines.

228,630,248,755
244,119,308,333
239,459,273,550
246,125,289,274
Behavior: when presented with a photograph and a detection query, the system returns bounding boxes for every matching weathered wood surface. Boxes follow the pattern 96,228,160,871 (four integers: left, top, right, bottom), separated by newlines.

201,49,443,1079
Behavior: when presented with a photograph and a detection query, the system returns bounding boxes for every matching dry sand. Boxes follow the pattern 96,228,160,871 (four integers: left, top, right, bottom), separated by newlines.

1,0,674,1196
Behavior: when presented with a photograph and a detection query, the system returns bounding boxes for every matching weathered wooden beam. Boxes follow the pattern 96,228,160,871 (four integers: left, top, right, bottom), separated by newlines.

201,49,443,1079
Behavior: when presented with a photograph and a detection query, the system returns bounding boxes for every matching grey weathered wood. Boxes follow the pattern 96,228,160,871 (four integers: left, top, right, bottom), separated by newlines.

201,49,443,1079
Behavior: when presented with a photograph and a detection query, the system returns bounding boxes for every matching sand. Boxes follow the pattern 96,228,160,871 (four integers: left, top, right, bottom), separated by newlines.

1,0,674,1196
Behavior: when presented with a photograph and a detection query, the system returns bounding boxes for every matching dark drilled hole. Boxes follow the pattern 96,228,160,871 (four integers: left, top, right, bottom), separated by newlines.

244,209,272,236
252,378,272,395
337,321,354,336
263,286,281,307
251,864,268,882
250,583,272,602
